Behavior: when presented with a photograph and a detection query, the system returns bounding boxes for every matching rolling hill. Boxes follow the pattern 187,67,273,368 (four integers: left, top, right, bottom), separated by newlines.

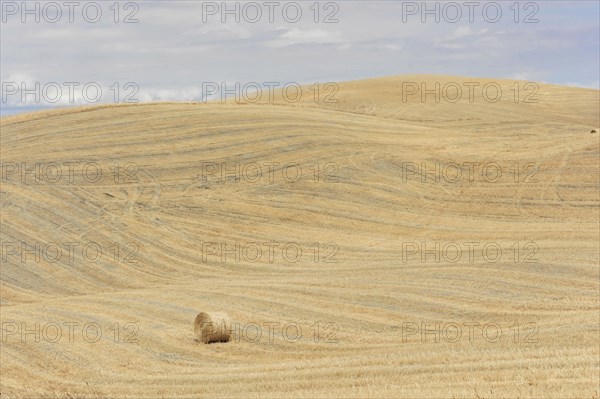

1,75,599,398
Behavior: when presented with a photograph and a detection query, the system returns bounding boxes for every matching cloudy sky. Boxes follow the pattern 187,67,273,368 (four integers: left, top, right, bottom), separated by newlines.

1,0,599,115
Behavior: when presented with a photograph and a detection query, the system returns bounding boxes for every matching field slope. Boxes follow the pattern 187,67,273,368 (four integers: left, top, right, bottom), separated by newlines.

1,75,599,398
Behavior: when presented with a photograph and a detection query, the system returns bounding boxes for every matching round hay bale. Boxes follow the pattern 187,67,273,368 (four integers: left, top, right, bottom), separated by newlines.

194,312,232,343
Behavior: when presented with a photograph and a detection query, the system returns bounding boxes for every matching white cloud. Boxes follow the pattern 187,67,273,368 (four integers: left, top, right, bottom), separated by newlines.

454,26,474,38
189,22,252,41
384,44,403,51
564,81,600,89
510,72,534,81
266,29,344,47
2,73,36,87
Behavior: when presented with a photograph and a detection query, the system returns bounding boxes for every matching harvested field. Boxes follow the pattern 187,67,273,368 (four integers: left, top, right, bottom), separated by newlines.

1,75,599,398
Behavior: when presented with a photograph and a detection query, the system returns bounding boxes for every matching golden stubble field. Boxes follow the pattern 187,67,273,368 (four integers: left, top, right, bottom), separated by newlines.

1,75,599,398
